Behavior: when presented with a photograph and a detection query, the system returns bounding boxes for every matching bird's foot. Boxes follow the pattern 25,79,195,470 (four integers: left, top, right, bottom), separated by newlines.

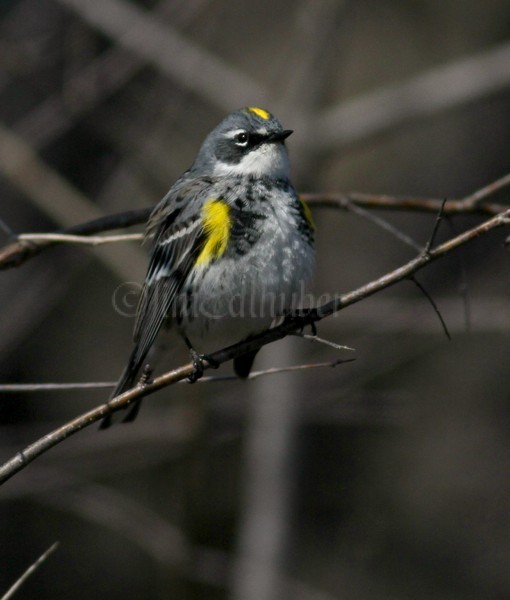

284,307,319,336
187,349,219,383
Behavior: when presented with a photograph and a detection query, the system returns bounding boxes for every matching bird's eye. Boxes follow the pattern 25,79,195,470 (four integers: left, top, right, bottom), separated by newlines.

235,132,249,147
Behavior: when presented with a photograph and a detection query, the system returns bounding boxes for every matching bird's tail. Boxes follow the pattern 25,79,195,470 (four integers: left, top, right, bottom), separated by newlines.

233,348,259,379
100,348,145,429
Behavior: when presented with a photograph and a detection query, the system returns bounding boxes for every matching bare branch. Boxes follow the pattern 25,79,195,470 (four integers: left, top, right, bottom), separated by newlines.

2,172,509,272
246,359,353,379
423,198,448,255
294,333,356,353
0,382,114,392
344,200,421,251
1,206,509,485
18,233,143,245
0,360,350,392
303,191,508,217
1,542,59,600
0,208,151,270
460,172,510,208
317,207,510,320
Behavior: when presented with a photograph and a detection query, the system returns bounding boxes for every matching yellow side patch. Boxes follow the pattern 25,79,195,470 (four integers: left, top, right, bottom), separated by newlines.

300,198,315,230
195,199,231,266
248,106,270,120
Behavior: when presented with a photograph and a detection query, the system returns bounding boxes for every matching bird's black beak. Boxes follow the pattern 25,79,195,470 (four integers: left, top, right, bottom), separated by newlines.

268,129,293,143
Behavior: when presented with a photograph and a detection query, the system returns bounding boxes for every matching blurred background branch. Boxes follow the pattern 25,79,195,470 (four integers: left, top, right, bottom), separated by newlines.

314,40,510,150
56,0,266,111
0,122,145,280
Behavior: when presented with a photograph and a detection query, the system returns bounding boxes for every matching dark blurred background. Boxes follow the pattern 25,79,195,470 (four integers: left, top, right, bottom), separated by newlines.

1,1,510,598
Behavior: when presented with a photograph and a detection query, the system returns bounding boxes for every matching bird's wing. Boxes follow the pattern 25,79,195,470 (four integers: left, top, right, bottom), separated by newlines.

108,176,225,407
131,177,213,366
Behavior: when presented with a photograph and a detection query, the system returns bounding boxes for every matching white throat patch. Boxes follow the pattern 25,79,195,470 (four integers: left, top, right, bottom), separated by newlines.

213,143,290,179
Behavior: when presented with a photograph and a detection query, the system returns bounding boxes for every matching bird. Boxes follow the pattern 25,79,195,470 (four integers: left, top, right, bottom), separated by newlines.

102,107,314,427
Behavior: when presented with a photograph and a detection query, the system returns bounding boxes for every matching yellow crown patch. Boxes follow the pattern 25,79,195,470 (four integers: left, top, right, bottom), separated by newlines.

247,107,270,120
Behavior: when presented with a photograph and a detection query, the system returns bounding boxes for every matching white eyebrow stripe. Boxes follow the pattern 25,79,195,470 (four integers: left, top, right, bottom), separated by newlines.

224,128,247,139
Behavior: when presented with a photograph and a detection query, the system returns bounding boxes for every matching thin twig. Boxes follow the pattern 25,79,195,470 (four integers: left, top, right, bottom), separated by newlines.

409,277,451,340
1,542,59,600
0,382,114,392
180,359,354,383
345,201,421,251
424,198,448,254
1,206,509,485
247,359,353,379
303,191,508,217
295,333,356,352
0,208,151,270
462,172,510,208
18,233,143,245
316,207,510,319
0,360,348,392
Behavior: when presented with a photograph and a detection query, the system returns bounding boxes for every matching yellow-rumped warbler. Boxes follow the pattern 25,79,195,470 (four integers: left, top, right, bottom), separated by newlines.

104,107,314,427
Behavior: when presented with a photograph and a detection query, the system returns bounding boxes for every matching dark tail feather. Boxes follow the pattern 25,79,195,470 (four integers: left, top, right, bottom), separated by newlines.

233,349,259,379
100,350,143,429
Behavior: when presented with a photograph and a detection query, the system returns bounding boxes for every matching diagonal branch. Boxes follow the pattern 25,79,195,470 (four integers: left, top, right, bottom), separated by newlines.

1,207,509,485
